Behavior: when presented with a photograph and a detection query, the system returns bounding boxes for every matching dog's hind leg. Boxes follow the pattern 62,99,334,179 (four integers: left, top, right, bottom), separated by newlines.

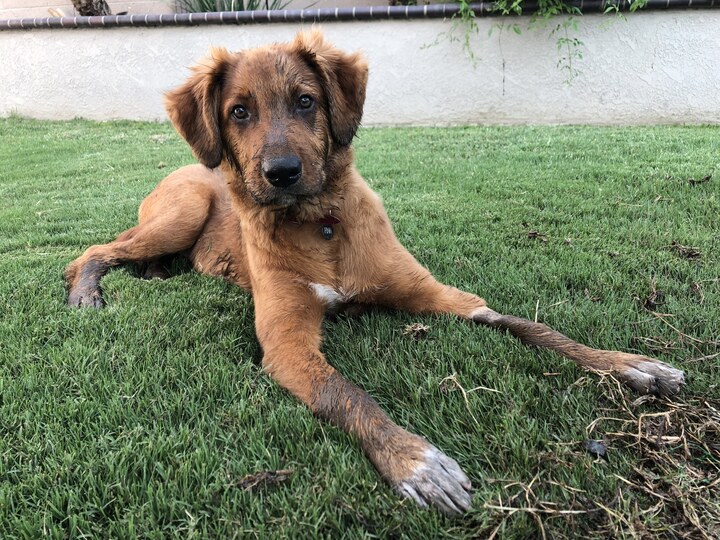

65,195,211,308
469,306,685,396
367,252,684,397
137,256,173,281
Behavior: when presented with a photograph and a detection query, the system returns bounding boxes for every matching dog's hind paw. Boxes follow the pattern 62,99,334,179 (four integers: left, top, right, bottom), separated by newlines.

67,287,106,309
395,446,472,516
616,354,685,397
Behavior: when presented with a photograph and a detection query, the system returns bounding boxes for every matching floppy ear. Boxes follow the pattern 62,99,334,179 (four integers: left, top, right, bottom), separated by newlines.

165,47,232,169
293,30,369,147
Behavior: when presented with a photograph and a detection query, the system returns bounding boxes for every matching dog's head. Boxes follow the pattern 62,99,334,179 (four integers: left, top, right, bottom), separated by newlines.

165,30,368,208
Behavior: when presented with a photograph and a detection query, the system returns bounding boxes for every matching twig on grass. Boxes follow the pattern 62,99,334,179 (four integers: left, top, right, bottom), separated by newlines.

484,503,596,515
686,351,720,363
632,335,680,353
647,310,720,362
648,310,716,346
484,474,604,540
439,373,501,428
613,473,671,501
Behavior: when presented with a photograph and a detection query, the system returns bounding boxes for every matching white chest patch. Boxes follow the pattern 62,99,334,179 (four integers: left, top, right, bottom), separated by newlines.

310,283,346,309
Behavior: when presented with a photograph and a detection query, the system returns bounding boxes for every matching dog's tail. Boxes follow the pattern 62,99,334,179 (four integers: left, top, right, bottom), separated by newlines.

471,307,685,397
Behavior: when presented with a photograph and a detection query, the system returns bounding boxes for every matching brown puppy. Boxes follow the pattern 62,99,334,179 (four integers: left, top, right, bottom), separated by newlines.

65,30,684,515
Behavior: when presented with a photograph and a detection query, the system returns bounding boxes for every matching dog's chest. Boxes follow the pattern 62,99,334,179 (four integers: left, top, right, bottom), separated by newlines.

309,283,349,311
275,222,359,308
268,218,339,268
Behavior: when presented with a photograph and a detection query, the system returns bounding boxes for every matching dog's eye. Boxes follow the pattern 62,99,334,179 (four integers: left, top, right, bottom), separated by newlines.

298,95,314,110
231,105,249,120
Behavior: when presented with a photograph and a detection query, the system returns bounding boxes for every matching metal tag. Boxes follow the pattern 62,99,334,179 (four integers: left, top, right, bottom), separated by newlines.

321,224,333,240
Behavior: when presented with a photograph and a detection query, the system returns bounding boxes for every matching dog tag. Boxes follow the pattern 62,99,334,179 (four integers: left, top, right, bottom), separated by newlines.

317,213,339,241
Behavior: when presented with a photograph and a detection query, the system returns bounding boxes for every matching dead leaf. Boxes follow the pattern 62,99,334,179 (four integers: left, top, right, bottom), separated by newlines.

234,469,293,492
403,323,430,340
670,241,701,260
641,278,665,311
690,282,704,303
584,288,601,302
688,174,711,186
528,230,548,243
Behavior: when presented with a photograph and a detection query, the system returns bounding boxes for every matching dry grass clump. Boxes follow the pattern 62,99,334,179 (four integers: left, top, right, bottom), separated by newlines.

482,375,720,539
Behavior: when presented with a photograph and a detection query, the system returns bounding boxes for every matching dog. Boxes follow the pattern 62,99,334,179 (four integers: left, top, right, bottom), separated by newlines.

65,30,684,515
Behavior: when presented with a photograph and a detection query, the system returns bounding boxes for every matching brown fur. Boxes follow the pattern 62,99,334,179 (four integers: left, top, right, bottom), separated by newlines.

65,30,684,515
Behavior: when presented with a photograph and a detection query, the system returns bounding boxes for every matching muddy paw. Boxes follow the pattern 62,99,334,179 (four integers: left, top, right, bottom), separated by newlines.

618,354,685,397
67,287,106,309
395,446,472,516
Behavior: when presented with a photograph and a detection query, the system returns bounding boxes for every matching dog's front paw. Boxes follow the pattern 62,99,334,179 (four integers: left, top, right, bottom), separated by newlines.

394,444,472,515
372,431,472,516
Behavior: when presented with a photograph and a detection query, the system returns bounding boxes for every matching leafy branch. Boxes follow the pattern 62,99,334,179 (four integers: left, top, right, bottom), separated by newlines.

446,0,649,83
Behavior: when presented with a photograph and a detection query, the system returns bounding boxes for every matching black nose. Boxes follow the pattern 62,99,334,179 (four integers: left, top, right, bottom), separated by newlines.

262,156,302,188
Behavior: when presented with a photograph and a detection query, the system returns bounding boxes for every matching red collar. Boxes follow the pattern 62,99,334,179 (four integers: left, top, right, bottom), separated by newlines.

295,213,339,240
316,213,341,225
287,213,341,226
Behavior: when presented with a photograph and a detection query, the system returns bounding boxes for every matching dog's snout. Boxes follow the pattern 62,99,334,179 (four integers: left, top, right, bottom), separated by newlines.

262,156,302,188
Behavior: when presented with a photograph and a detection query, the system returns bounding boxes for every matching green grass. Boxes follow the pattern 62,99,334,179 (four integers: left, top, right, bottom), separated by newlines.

1,117,718,538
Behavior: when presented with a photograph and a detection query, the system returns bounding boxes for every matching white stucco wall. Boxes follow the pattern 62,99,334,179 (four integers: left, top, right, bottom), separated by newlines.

1,12,719,125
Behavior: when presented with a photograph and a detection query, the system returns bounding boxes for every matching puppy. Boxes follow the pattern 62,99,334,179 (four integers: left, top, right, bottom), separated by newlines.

65,30,684,515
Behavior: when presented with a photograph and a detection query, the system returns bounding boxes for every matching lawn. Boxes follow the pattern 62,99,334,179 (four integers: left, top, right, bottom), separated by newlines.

0,118,718,538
